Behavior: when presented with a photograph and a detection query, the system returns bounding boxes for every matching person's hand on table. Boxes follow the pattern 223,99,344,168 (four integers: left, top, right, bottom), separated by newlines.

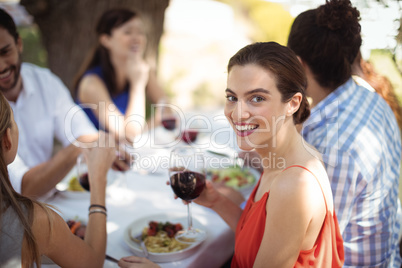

118,256,160,268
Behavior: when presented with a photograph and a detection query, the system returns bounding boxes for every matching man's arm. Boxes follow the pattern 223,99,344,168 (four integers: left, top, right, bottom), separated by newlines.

21,143,81,198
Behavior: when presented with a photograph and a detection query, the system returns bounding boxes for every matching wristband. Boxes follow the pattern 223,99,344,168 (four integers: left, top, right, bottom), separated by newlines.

89,204,107,212
88,209,107,217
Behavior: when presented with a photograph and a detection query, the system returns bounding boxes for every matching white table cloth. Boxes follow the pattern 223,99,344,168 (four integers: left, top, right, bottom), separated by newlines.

44,120,240,268
45,168,235,268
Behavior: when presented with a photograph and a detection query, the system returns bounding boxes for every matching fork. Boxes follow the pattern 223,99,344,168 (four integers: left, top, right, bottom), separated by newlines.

129,232,149,257
105,254,119,263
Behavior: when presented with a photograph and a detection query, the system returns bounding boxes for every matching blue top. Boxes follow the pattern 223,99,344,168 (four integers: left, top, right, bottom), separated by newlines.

76,66,129,130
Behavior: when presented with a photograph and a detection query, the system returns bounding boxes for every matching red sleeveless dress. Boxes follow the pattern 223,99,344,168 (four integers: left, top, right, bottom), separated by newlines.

231,165,344,267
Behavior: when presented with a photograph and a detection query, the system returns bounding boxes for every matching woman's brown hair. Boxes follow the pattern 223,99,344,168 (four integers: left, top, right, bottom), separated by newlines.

73,8,140,97
0,93,51,267
228,42,310,125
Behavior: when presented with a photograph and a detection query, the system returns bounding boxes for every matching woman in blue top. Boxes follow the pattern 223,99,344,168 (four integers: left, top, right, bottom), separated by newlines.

74,8,166,142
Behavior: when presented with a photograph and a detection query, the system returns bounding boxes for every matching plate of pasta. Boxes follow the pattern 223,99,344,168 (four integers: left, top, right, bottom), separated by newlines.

123,213,206,262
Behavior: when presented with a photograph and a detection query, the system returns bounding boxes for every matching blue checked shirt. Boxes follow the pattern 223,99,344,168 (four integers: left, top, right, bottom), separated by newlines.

302,78,402,267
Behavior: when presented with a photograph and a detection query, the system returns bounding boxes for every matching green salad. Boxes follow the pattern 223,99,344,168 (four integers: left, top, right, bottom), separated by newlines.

209,166,256,189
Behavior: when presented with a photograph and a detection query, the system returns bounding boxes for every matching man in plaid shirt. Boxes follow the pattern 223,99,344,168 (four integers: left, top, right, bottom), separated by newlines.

288,0,402,266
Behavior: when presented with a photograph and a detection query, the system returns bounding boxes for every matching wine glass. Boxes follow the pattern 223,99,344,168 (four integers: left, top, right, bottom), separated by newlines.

157,103,178,132
169,146,206,243
161,114,177,131
77,154,90,191
106,141,136,203
180,128,198,144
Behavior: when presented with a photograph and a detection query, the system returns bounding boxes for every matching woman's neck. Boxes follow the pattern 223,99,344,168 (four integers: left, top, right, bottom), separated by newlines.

255,121,303,173
110,55,128,91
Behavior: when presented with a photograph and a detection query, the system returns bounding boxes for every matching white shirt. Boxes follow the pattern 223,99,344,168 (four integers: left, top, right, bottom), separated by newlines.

7,63,97,194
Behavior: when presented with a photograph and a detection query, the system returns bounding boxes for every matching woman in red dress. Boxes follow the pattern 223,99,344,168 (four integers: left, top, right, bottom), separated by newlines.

194,42,344,267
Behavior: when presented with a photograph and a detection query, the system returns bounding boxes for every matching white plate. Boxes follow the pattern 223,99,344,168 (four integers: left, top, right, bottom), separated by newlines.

55,167,121,198
123,212,206,263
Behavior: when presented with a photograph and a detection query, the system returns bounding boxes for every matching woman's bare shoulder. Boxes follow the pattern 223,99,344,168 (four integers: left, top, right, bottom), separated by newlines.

32,204,67,252
78,74,109,101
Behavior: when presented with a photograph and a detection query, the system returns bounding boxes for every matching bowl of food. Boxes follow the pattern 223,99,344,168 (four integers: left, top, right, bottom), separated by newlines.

207,166,259,196
123,213,206,262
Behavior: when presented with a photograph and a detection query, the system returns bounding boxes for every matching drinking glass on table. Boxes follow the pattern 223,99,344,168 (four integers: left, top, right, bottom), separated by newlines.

180,128,199,144
157,103,182,143
77,154,90,191
106,142,136,202
161,113,177,132
155,101,177,131
169,146,206,243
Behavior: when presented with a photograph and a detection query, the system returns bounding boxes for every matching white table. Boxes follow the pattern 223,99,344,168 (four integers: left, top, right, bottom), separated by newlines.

45,123,240,268
46,170,235,268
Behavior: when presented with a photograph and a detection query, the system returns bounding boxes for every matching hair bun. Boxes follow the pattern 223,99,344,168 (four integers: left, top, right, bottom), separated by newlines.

317,0,360,31
316,0,361,63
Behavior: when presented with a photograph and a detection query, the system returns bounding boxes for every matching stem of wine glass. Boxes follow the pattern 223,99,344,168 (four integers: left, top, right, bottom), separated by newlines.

187,202,193,232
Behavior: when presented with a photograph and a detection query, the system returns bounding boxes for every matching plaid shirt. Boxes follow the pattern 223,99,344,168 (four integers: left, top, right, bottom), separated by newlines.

302,78,402,267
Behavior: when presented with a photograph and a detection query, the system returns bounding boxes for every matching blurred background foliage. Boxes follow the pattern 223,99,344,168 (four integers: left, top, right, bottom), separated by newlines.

19,25,47,67
217,0,294,45
17,0,402,105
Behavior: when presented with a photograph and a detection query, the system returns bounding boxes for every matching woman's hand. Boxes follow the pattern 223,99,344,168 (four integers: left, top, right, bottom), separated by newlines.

118,256,160,268
166,179,221,209
83,132,116,187
192,180,221,209
126,54,150,88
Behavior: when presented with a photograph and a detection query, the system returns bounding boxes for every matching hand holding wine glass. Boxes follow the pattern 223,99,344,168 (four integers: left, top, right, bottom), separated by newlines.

169,146,206,243
77,141,116,192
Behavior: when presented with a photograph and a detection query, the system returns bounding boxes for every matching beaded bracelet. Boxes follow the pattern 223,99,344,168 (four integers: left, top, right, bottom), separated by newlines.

89,204,107,212
88,209,107,217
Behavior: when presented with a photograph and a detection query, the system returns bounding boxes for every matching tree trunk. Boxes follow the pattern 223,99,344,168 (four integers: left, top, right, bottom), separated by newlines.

20,0,170,92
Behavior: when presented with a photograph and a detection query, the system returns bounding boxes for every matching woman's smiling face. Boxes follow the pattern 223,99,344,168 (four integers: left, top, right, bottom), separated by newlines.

224,64,288,151
103,17,147,59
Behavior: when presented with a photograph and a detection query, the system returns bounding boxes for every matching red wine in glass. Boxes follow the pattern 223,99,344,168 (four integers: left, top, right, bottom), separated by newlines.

181,129,198,144
162,117,177,131
170,171,205,201
79,172,90,191
169,147,206,243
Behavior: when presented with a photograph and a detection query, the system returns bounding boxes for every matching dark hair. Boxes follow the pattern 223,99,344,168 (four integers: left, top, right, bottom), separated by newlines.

228,42,310,125
287,0,361,91
0,8,19,42
73,8,139,96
